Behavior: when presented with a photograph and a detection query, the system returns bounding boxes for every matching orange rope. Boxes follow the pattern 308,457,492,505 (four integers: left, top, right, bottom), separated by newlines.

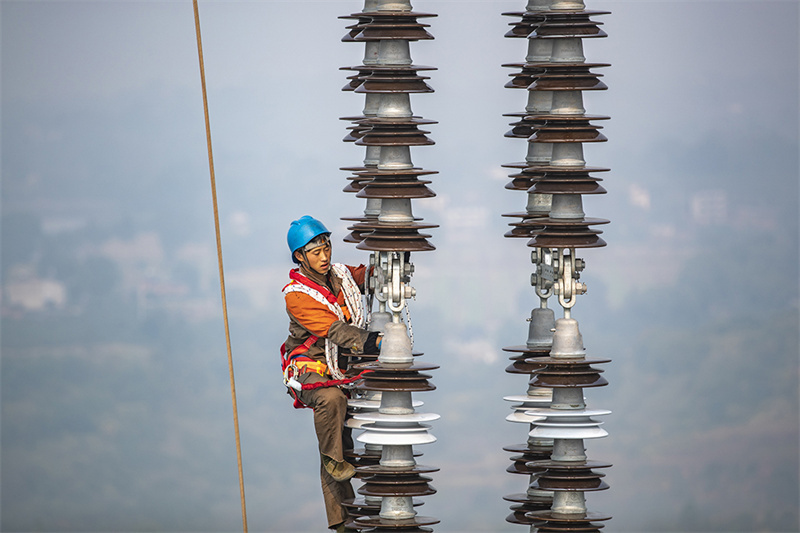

192,2,248,532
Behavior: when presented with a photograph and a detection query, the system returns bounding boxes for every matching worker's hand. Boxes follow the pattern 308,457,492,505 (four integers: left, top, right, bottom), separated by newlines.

364,331,382,354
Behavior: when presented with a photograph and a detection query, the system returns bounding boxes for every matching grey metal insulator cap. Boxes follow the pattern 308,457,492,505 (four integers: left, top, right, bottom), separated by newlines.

379,322,414,364
527,307,555,348
549,317,585,358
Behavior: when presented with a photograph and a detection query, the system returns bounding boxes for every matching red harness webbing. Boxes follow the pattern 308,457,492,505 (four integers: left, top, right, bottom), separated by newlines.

287,269,338,304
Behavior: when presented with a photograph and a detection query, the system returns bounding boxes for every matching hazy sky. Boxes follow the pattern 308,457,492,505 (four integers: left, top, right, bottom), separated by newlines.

2,1,798,532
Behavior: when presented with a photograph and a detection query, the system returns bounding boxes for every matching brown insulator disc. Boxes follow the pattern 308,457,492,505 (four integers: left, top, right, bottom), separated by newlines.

355,167,437,177
501,10,550,18
504,218,549,240
357,231,436,252
528,231,607,249
343,175,372,194
504,21,539,39
529,124,607,144
529,179,607,196
356,73,435,94
341,66,374,90
343,232,369,244
530,470,609,492
353,361,439,391
525,217,609,248
354,168,438,197
505,115,541,138
354,516,440,530
354,220,438,232
532,13,608,39
523,111,610,121
502,345,551,370
357,116,438,127
341,502,379,519
343,123,369,143
502,63,546,88
527,510,612,524
356,124,435,147
506,502,551,525
502,210,548,220
340,16,372,42
357,376,436,392
340,218,374,243
346,447,382,466
528,66,608,92
343,64,437,74
504,164,548,189
534,523,605,532
506,177,539,190
519,164,610,174
530,364,609,388
539,9,611,16
357,528,434,533
505,358,548,373
503,344,551,355
528,459,612,470
356,23,435,42
503,443,553,456
529,167,607,180
507,454,549,475
357,10,437,19
500,10,547,39
340,164,377,172
504,492,555,506
357,476,437,498
528,356,611,365
358,181,436,199
509,449,552,464
357,464,439,476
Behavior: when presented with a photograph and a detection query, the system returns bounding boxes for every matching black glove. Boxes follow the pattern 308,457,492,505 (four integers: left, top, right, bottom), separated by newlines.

364,331,382,355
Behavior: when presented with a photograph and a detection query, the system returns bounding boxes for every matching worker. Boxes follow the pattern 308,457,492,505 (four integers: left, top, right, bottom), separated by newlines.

281,215,381,533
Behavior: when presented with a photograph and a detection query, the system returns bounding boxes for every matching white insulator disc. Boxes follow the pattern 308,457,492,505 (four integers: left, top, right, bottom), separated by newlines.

506,411,547,423
529,425,608,440
357,424,437,446
348,399,423,409
525,407,611,418
345,418,372,430
534,418,605,428
353,412,440,424
503,394,552,404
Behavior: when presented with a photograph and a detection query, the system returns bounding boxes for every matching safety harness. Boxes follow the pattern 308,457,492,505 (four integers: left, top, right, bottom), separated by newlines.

280,263,372,409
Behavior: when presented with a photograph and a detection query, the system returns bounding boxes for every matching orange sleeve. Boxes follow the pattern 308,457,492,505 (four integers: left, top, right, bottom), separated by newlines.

347,264,367,286
285,291,339,337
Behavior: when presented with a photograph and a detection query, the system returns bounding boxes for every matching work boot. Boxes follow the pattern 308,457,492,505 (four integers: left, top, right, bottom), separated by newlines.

322,454,355,482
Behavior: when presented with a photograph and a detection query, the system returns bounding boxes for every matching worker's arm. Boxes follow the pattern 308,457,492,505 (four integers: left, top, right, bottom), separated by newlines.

347,264,367,287
286,291,377,353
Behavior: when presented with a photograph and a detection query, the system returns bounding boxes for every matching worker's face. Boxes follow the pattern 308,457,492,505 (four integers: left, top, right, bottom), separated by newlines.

302,242,331,275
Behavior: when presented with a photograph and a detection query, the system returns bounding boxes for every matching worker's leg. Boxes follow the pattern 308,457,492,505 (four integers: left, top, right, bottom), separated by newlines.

321,461,356,529
298,373,348,462
298,373,355,528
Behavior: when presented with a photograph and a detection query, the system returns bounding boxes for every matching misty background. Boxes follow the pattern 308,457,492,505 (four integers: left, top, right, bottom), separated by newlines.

1,1,798,532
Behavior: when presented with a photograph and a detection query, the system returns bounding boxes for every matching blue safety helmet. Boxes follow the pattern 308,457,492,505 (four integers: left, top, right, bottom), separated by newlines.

287,215,331,264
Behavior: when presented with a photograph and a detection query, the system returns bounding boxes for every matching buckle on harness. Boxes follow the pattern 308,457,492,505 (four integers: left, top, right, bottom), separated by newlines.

283,358,328,391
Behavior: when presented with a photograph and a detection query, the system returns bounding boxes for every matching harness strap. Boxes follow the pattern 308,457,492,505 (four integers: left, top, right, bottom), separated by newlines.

288,269,337,304
280,334,319,371
298,369,374,391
